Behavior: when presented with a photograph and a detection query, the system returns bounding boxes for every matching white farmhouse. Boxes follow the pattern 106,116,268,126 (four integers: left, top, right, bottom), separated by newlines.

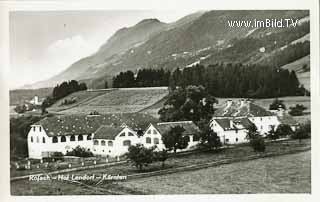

93,125,140,157
210,99,282,144
142,121,201,151
210,118,254,144
27,113,153,159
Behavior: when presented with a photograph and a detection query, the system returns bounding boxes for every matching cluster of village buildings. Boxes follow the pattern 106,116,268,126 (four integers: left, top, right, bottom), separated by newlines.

27,99,298,159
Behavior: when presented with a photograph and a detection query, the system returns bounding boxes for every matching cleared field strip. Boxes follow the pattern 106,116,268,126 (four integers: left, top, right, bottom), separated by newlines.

58,88,169,114
48,90,110,112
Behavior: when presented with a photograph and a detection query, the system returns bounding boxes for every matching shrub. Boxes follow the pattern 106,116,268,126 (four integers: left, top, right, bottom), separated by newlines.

291,121,311,142
250,136,266,152
66,146,93,157
126,144,156,170
275,124,293,137
269,98,286,110
289,104,307,116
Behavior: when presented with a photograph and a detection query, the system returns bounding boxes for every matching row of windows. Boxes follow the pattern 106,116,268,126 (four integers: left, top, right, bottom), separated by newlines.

146,137,160,144
119,132,135,137
147,129,158,135
32,126,42,132
94,140,131,147
94,140,113,146
52,134,92,143
30,136,46,143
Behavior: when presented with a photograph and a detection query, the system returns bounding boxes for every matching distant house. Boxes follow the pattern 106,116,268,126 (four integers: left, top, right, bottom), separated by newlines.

211,99,281,144
210,118,254,144
142,121,200,151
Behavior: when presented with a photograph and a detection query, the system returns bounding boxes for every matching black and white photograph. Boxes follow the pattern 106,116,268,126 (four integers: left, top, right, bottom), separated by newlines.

1,0,319,199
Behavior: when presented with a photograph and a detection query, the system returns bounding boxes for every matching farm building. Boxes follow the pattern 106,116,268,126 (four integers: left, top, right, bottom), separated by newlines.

27,113,155,159
27,114,200,159
142,121,201,151
210,99,282,144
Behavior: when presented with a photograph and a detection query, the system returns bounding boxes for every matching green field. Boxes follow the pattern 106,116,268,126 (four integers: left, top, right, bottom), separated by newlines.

49,87,169,114
117,151,311,194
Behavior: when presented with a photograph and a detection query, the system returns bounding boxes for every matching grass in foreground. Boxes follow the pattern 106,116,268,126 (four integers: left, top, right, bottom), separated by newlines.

117,151,311,194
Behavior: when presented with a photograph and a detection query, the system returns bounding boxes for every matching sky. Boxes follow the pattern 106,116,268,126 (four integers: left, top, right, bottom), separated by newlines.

9,10,196,89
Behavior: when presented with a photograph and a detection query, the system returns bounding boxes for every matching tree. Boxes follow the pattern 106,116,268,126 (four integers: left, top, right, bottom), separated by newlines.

289,104,307,116
250,136,266,152
291,121,310,143
159,85,217,123
154,149,169,169
66,146,94,157
275,124,293,138
199,122,221,150
14,104,27,114
162,126,188,153
246,124,259,140
269,98,286,110
266,126,279,140
126,144,155,170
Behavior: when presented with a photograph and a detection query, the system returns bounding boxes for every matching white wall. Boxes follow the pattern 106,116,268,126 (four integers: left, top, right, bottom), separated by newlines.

142,124,200,152
248,116,280,136
28,124,93,159
210,120,248,144
92,127,140,157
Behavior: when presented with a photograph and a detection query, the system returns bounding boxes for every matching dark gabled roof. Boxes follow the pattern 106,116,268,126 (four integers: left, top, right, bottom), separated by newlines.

278,114,299,126
214,117,254,131
214,100,274,117
214,119,232,130
154,121,200,136
33,113,157,137
93,125,124,140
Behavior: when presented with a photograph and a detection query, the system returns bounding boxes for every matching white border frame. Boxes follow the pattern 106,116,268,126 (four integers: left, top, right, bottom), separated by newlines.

0,0,319,202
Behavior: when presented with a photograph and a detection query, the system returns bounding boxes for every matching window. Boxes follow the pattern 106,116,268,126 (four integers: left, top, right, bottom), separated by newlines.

36,136,39,143
70,135,75,141
225,138,229,143
101,140,106,146
236,138,238,142
123,140,131,146
184,136,190,142
193,135,200,141
146,137,151,144
42,137,46,143
260,117,263,121
147,130,151,134
153,130,157,134
119,132,125,137
52,136,58,143
33,126,35,132
39,127,42,132
87,134,92,140
30,136,33,142
128,132,134,136
94,140,99,145
61,136,66,142
108,141,113,147
78,134,83,141
154,138,159,144
261,126,263,130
